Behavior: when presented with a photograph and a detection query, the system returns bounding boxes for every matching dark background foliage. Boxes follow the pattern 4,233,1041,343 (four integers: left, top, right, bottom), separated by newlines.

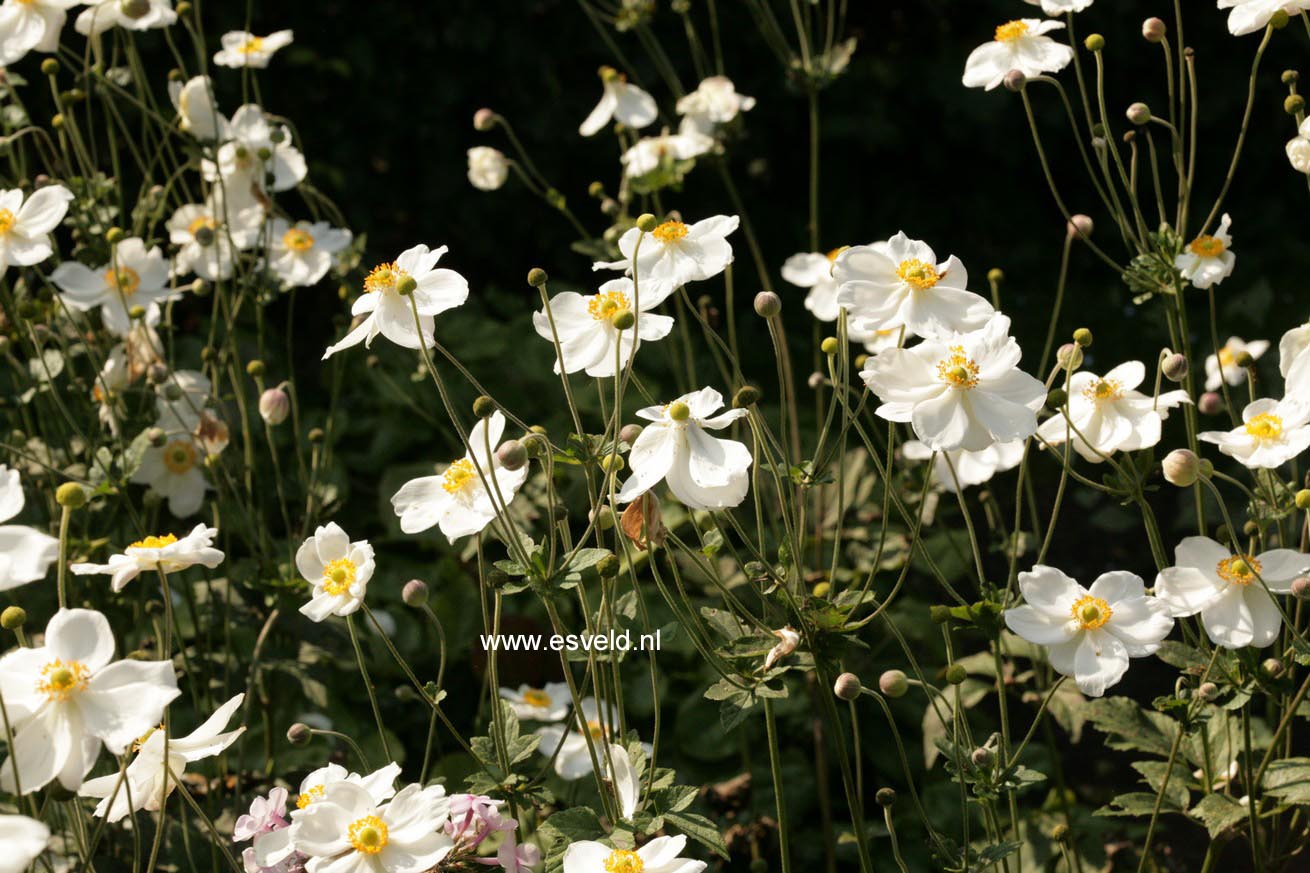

179,1,1310,868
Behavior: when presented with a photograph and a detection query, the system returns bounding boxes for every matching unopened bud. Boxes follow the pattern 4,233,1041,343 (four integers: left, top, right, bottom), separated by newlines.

875,787,897,808
1162,352,1188,382
245,359,265,377
733,385,761,408
473,108,496,131
472,395,497,419
1,606,27,630
971,746,995,768
1056,343,1083,370
833,672,863,701
1162,449,1202,486
599,453,625,474
402,579,429,607
496,439,527,471
635,213,659,233
619,423,643,444
1052,823,1070,842
1292,576,1310,599
1127,102,1151,125
596,553,620,578
945,663,968,685
1282,69,1300,86
1286,94,1306,115
1295,489,1310,510
1047,388,1068,410
286,723,312,746
308,427,325,443
1142,17,1166,42
1067,215,1094,239
105,227,125,245
879,669,908,698
1199,392,1224,416
1073,328,1093,347
1198,682,1218,701
1271,9,1290,28
1263,658,1285,677
1003,69,1027,92
987,268,1004,284
526,267,548,287
55,482,87,509
753,291,781,318
820,336,839,356
590,505,616,530
259,388,290,425
146,426,166,447
1084,33,1105,52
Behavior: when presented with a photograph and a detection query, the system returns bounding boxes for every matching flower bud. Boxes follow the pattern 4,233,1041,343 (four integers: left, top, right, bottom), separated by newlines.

1046,388,1068,410
1067,214,1094,239
599,453,625,474
1198,392,1224,416
128,305,146,321
1162,352,1188,382
259,388,290,425
667,400,691,421
753,291,781,318
1056,343,1083,370
308,427,325,443
1127,102,1151,125
733,385,761,408
987,267,1004,284
473,108,496,131
1197,682,1218,701
496,439,527,471
286,723,312,746
635,213,659,233
1003,69,1026,92
526,267,548,287
971,746,995,768
1295,489,1310,510
1162,449,1203,486
105,226,125,245
945,663,967,685
619,423,643,444
402,579,429,607
833,672,863,701
820,336,839,356
596,553,620,578
1263,658,1285,677
1292,576,1310,599
1271,9,1290,28
1142,17,1166,42
55,481,87,509
1084,33,1105,52
610,308,636,331
1282,69,1300,86
120,0,150,18
2,606,28,630
146,426,167,447
590,505,616,530
812,581,831,598
879,669,908,698
245,359,265,377
472,395,497,418
1286,94,1306,115
1073,328,1093,347
875,787,897,808
587,181,605,198
807,371,825,390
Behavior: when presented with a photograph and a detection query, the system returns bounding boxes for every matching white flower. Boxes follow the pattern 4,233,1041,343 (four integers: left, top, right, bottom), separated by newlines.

71,523,224,593
963,19,1073,90
167,197,265,281
92,344,132,433
833,232,994,339
0,815,49,873
1155,536,1306,649
206,104,307,194
533,276,675,377
862,315,1046,452
76,0,176,35
253,762,403,869
52,237,173,336
763,627,800,671
296,523,375,622
902,439,1025,492
1175,214,1236,289
499,682,571,722
0,0,79,65
169,75,227,141
291,781,453,873
594,215,738,288
0,608,180,793
0,465,58,591
782,249,844,322
0,185,72,277
1288,118,1310,172
1004,566,1174,697
132,434,210,516
80,693,246,822
620,129,715,176
563,835,706,873
1199,396,1310,468
580,68,658,136
1218,0,1310,36
213,29,294,68
467,146,509,191
155,368,212,434
391,411,528,541
676,75,755,134
1279,319,1310,398
267,219,351,288
1037,361,1192,462
1024,0,1094,14
617,387,752,510
535,698,650,780
607,742,640,821
1205,336,1269,390
323,244,468,359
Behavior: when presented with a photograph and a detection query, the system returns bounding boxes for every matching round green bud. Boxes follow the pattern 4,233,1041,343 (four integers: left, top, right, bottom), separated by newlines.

635,213,659,233
308,427,325,443
105,227,125,245
1271,9,1290,28
945,663,968,685
1084,33,1105,52
245,359,265,377
854,354,869,369
1282,69,1300,85
1162,352,1188,382
402,579,429,607
395,275,417,296
55,482,87,509
599,453,625,474
971,746,995,768
596,553,620,579
1295,489,1310,510
128,305,146,321
1126,102,1151,125
610,308,636,331
1046,388,1068,409
190,279,210,297
879,669,908,698
875,787,897,808
1073,328,1093,347
1286,94,1306,115
1243,520,1260,537
1,606,27,630
667,400,691,422
820,337,839,356
40,58,60,76
1235,350,1254,368
987,267,1004,283
753,291,781,318
50,113,64,129
587,181,605,198
1263,657,1285,677
286,723,312,746
833,672,862,701
526,267,548,288
1052,823,1070,842
590,505,617,531
472,395,497,418
1197,681,1218,701
811,581,831,598
733,385,761,408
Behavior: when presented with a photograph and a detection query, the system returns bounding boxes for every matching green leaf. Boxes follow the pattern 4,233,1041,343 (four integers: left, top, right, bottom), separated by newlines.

663,810,728,858
1083,696,1179,758
1131,760,1191,811
1189,792,1249,838
1095,791,1183,819
1262,757,1310,804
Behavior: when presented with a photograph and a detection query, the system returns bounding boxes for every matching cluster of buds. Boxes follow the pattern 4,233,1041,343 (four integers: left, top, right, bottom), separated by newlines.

445,794,540,872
